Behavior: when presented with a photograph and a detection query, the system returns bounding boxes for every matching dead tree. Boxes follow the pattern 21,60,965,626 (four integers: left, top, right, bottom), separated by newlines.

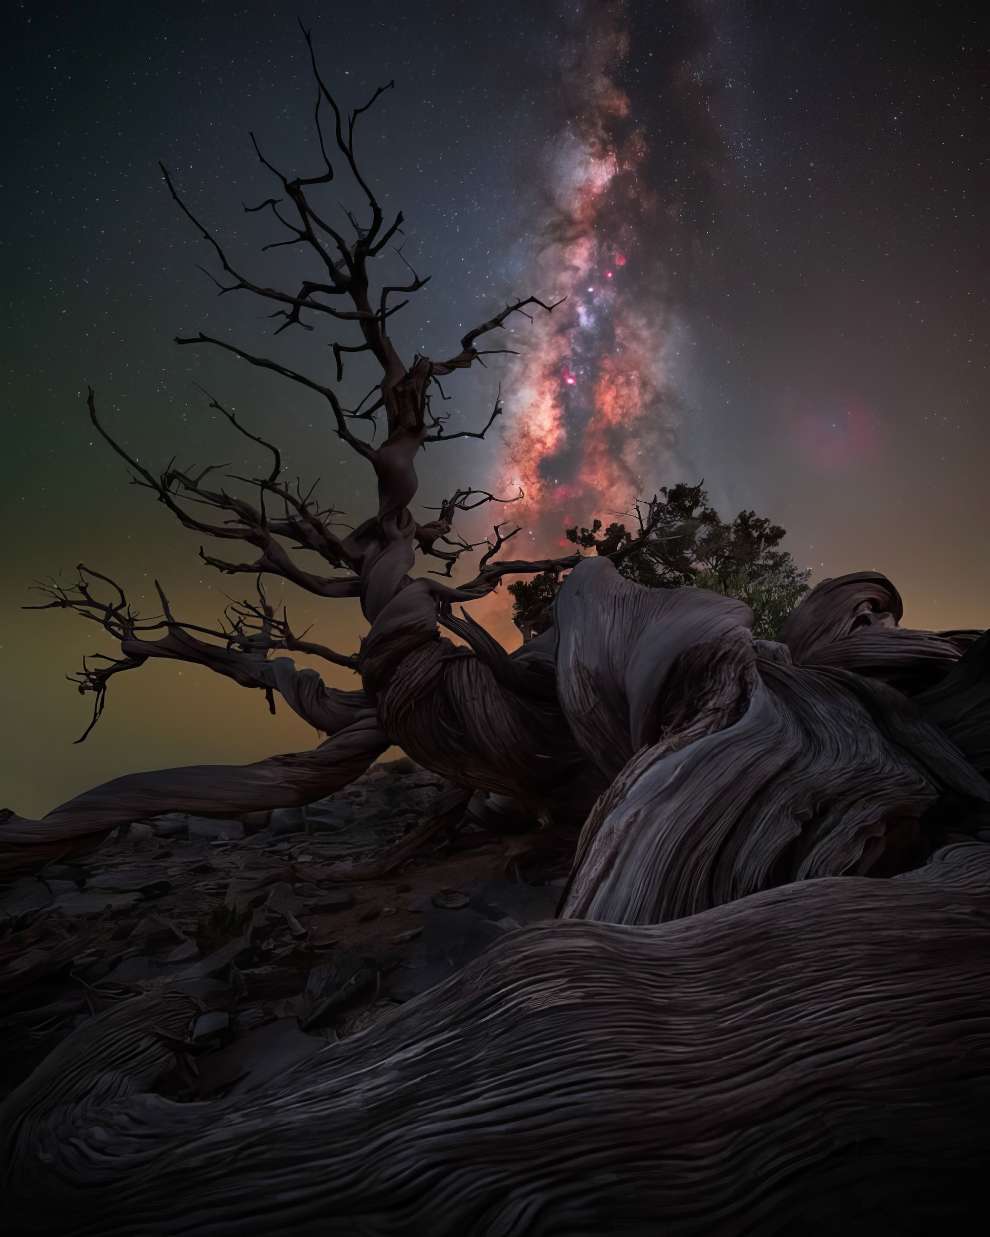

3,27,990,1230
1,28,607,875
1,27,987,907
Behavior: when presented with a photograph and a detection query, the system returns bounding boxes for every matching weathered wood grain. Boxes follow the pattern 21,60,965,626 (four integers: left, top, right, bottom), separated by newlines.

4,848,990,1235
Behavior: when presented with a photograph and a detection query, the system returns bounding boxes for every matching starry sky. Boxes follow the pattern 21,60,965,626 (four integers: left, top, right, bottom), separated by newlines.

3,0,987,817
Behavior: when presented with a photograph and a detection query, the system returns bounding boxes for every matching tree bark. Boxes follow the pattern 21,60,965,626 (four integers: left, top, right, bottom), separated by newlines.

558,563,990,924
4,843,990,1236
0,713,387,877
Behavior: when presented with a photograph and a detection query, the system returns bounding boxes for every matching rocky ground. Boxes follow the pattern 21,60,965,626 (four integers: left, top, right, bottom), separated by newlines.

0,758,566,1102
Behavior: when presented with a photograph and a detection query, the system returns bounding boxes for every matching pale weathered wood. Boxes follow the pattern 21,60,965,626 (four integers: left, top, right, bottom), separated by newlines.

4,846,990,1235
558,563,989,924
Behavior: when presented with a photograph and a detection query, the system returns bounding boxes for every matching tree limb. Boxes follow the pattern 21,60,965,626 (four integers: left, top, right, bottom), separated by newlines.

26,569,359,741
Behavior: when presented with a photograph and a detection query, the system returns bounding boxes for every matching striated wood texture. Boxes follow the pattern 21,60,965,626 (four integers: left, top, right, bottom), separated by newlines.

4,844,990,1236
559,563,990,924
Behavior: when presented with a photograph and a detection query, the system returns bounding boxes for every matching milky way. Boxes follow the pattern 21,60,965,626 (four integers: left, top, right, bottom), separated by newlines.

496,0,721,550
6,1,987,816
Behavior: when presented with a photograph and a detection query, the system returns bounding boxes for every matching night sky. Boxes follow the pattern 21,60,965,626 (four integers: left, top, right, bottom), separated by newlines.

3,1,987,817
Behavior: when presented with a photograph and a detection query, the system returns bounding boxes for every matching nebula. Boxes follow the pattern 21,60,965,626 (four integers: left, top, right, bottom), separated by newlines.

495,0,720,552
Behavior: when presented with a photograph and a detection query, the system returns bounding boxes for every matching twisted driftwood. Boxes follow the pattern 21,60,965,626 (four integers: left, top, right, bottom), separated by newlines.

4,842,990,1236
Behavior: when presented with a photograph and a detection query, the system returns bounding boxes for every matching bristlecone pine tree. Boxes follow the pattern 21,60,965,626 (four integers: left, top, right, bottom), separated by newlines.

4,26,990,1235
508,481,812,642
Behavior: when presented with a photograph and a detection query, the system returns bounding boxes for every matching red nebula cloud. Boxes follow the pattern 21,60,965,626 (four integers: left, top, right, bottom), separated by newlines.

492,3,680,552
793,403,880,471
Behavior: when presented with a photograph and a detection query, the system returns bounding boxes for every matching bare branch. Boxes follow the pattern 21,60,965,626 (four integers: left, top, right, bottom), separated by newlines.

422,486,523,514
87,390,361,599
29,568,360,740
173,336,377,460
298,20,393,247
424,385,504,443
160,163,372,323
432,296,564,377
195,384,281,485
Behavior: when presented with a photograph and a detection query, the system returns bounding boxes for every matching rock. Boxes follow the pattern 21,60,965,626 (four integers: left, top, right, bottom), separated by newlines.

300,952,377,1029
106,955,176,983
40,863,86,883
270,806,306,837
265,883,308,939
132,913,186,950
404,785,444,815
242,809,272,831
224,868,291,914
128,823,155,842
194,1019,322,1098
465,880,559,925
432,889,471,910
384,909,505,1003
304,889,354,914
0,879,53,923
41,880,78,897
172,977,229,1001
148,814,189,838
77,957,113,982
54,891,142,917
466,792,535,834
178,929,254,979
235,1006,270,1033
192,1011,230,1041
266,882,303,914
89,868,172,898
302,801,357,833
241,965,306,1001
165,940,199,964
188,817,244,842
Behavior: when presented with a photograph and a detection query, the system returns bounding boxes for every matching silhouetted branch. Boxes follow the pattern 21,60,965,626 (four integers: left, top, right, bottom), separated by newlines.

424,385,505,443
26,568,358,741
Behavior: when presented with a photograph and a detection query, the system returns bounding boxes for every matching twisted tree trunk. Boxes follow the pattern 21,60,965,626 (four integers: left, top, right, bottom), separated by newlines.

4,842,990,1236
558,564,990,924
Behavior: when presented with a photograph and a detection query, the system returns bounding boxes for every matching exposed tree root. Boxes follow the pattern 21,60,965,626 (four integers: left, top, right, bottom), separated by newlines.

4,844,990,1236
0,716,388,878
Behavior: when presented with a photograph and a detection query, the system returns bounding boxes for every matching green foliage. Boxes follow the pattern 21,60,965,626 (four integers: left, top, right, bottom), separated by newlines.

508,482,810,643
507,571,562,643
